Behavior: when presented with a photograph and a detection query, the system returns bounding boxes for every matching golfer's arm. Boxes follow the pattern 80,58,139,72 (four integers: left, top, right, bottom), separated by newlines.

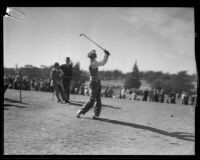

91,55,108,68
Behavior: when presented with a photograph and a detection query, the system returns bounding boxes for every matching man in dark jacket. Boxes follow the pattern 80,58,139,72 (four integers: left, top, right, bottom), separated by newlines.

60,57,73,101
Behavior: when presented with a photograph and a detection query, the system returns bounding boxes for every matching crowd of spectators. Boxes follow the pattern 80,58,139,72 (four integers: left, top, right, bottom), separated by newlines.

4,75,196,106
117,87,196,106
70,84,90,96
4,75,53,92
71,85,114,98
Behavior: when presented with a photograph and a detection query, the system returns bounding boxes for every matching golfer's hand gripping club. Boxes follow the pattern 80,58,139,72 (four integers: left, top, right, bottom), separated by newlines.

104,49,110,56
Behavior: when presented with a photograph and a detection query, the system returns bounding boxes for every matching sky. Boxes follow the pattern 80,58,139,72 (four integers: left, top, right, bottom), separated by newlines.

3,7,196,74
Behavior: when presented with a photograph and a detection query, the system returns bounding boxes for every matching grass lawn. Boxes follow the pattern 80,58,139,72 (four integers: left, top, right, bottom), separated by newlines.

4,89,195,155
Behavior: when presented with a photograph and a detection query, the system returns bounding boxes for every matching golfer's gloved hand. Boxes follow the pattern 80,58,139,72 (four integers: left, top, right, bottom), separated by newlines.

104,50,110,56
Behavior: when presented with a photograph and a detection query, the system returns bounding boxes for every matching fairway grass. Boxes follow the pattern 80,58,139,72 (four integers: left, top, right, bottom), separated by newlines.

4,89,195,155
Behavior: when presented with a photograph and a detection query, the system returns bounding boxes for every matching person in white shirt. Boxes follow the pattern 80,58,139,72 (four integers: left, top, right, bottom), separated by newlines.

76,49,110,119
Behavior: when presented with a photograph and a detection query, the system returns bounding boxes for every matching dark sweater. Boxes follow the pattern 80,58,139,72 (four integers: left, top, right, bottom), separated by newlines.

60,63,73,78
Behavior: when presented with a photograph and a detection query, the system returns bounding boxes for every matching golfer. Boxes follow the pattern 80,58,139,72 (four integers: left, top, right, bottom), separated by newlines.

76,49,110,119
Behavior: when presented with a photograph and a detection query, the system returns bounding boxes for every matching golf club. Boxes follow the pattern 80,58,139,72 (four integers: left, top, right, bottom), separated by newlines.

80,33,108,52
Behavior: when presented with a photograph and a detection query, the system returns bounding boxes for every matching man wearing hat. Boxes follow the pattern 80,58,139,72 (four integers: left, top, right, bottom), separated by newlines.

60,57,73,101
50,62,69,103
76,49,110,119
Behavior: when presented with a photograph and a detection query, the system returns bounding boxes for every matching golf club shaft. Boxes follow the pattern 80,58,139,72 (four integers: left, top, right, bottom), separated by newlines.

81,34,105,51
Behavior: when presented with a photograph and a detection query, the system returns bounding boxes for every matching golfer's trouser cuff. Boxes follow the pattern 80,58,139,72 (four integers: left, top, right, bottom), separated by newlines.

94,99,101,116
81,99,95,114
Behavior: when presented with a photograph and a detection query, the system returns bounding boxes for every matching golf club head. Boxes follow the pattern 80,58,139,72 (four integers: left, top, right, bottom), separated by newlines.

80,33,84,37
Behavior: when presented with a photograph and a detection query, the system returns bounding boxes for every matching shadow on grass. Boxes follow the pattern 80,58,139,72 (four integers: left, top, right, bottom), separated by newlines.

4,98,27,105
70,100,121,109
4,103,27,109
82,117,194,142
4,98,28,110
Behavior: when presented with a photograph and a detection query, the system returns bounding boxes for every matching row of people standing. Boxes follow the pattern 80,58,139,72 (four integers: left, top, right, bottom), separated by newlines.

4,57,73,103
118,87,196,106
31,79,52,92
4,75,52,92
142,89,196,105
6,76,31,90
71,85,90,96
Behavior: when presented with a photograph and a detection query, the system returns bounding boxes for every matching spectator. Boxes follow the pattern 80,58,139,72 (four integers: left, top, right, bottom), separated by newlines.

50,62,70,103
104,87,109,97
155,90,159,102
84,87,90,96
79,84,85,95
181,91,186,104
131,91,137,100
190,94,196,105
107,87,113,98
170,91,176,104
35,80,40,91
142,89,149,101
31,79,35,90
149,90,154,102
13,76,21,90
22,76,31,90
159,89,165,103
120,88,126,99
74,87,79,94
184,92,189,105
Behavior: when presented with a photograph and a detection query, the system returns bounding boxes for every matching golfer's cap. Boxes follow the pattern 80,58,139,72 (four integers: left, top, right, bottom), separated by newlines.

91,49,96,53
88,49,96,59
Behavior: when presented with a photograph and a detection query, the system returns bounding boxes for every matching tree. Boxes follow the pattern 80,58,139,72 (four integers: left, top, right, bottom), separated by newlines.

149,70,195,94
4,67,17,76
151,78,163,91
98,70,125,80
80,70,89,84
71,62,89,90
162,78,174,94
40,65,48,68
124,61,141,89
172,71,194,93
112,69,123,79
24,64,34,68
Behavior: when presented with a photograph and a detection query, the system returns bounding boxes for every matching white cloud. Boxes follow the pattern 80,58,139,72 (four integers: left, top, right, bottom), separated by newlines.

121,7,194,56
